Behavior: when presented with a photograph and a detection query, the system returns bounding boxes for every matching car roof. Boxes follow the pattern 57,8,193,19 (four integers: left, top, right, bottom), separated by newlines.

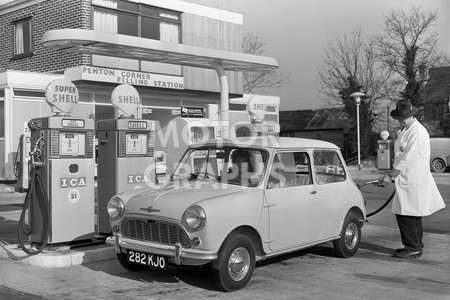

189,136,339,150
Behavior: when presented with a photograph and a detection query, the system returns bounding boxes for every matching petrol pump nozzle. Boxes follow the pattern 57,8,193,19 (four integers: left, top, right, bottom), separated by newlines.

357,178,389,189
30,136,45,168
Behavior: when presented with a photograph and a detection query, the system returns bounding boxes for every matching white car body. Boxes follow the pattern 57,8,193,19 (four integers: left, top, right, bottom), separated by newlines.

107,137,366,291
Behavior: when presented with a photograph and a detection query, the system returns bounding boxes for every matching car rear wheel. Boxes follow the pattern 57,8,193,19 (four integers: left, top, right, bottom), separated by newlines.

212,234,256,291
431,158,446,173
333,213,361,258
116,252,147,271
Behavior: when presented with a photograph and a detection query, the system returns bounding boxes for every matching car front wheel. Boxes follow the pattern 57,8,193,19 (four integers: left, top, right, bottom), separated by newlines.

431,158,446,173
333,213,361,258
212,234,256,291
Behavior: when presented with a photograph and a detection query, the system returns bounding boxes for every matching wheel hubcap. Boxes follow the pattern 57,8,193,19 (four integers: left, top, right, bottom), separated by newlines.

228,247,250,281
345,223,358,249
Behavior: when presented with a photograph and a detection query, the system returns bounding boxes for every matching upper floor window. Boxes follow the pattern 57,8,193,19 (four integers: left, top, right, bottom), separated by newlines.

13,17,33,58
0,100,4,138
92,0,181,43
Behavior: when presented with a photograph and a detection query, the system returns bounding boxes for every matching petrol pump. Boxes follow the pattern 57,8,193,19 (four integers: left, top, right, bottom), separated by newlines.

97,84,156,235
377,130,393,170
18,79,95,254
233,96,280,137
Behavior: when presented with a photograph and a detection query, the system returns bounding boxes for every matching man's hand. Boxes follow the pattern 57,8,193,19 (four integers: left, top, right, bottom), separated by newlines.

380,174,390,184
389,168,400,179
379,168,400,185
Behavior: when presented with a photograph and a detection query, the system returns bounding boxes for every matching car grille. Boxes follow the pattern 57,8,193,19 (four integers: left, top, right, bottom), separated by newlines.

122,218,191,248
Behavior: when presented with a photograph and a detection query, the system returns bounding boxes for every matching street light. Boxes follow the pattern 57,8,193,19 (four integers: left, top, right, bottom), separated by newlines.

349,92,366,170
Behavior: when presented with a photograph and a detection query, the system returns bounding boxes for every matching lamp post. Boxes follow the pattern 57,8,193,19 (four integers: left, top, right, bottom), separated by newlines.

350,92,365,170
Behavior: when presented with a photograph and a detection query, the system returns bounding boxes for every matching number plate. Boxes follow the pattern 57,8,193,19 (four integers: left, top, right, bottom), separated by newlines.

127,250,168,270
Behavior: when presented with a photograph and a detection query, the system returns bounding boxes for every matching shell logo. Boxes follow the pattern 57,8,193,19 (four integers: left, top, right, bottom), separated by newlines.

111,84,141,116
247,96,267,122
45,79,79,114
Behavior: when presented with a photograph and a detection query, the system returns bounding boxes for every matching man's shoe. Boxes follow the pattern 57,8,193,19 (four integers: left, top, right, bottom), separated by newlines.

393,249,423,258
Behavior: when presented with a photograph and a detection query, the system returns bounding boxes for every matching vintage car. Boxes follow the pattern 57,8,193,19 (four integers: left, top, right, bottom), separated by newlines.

430,137,450,172
106,137,366,291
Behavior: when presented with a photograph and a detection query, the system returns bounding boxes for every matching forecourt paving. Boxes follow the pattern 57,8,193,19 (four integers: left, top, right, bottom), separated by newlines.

0,166,448,269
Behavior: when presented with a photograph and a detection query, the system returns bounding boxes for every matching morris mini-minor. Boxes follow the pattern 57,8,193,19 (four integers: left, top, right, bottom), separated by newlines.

106,137,366,291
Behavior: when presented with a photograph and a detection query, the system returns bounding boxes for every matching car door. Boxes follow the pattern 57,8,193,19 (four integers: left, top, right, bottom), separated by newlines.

265,151,322,252
311,149,348,237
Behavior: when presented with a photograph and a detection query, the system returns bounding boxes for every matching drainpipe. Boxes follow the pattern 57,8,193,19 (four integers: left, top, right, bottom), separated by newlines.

212,62,229,139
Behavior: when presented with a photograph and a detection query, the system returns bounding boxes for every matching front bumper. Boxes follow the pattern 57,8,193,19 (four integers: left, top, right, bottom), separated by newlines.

106,233,218,266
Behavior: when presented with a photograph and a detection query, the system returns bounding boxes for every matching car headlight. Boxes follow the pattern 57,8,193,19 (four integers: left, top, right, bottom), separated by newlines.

182,205,206,232
107,197,124,220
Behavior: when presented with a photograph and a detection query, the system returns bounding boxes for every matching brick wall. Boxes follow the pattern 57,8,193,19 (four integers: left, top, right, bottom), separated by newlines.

0,0,91,73
0,0,244,93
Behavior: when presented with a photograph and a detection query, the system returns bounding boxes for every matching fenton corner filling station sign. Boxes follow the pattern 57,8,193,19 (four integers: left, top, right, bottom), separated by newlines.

65,66,184,90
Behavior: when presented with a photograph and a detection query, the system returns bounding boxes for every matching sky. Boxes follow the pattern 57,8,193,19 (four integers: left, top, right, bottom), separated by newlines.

188,0,449,111
1,0,448,110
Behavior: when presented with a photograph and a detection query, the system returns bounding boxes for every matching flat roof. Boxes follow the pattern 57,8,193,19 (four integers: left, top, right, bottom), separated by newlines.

41,29,278,72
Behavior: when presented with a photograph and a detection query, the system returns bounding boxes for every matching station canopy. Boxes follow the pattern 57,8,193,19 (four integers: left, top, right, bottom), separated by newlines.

41,29,278,72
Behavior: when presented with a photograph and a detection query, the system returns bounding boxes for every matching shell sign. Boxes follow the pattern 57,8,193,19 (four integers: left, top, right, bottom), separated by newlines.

111,84,141,116
247,96,267,122
45,79,79,114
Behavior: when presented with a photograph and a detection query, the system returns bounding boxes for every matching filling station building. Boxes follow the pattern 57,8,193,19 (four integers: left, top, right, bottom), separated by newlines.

0,0,280,181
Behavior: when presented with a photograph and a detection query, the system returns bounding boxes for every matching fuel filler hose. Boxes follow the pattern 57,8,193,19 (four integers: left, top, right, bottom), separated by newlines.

366,190,395,218
17,166,50,255
358,179,396,218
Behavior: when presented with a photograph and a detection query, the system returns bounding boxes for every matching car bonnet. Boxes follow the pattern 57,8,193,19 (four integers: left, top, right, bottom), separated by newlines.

122,181,243,220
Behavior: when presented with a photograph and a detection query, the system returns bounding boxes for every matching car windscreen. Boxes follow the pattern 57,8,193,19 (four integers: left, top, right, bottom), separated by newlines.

171,146,268,187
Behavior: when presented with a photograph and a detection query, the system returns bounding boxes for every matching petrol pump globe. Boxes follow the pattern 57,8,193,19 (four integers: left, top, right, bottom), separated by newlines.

380,130,389,141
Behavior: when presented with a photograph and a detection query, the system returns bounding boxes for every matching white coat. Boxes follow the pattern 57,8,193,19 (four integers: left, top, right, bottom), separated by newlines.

391,120,446,216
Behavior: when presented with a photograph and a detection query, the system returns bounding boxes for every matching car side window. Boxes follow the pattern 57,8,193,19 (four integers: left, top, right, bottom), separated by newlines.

313,150,346,184
267,151,312,189
293,152,312,186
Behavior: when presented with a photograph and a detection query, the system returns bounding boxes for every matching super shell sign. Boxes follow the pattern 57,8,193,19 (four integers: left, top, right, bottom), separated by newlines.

45,79,79,114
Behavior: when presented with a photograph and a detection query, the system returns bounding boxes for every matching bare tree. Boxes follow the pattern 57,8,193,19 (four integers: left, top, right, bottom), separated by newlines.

318,28,395,157
242,32,290,93
376,6,445,109
318,28,394,114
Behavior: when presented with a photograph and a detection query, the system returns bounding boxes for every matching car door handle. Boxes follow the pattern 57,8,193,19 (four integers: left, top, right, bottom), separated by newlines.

310,190,317,194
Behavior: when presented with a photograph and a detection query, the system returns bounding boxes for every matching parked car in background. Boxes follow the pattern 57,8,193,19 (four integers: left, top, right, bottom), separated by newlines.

430,137,450,172
106,137,367,291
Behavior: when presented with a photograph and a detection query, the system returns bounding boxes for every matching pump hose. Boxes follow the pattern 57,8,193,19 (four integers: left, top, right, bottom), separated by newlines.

17,166,49,255
366,190,395,218
13,142,21,178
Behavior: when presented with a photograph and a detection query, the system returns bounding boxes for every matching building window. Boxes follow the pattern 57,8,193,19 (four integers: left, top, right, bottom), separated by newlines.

95,104,114,120
0,101,4,138
13,17,33,58
92,0,181,43
13,89,45,98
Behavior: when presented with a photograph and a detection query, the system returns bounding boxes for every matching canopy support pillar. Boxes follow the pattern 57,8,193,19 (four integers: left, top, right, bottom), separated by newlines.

212,62,230,139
